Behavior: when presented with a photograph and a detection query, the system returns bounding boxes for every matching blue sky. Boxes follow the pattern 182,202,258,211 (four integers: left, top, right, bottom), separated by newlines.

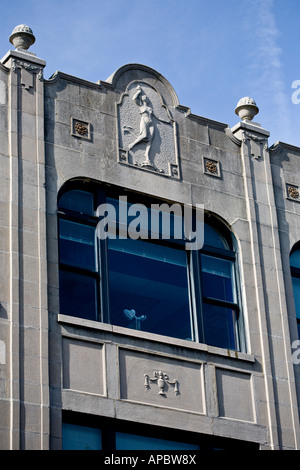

0,0,299,146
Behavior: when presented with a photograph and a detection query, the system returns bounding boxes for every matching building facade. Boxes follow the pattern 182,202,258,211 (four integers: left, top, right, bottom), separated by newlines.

0,25,300,450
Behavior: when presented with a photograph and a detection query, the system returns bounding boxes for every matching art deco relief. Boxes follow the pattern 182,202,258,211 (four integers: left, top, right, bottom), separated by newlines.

71,117,91,140
119,349,205,413
243,131,268,160
117,81,180,178
11,59,43,90
144,370,179,397
286,183,300,202
203,156,221,178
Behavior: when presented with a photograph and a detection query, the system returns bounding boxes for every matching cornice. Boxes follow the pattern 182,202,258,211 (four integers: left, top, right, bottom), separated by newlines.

0,62,9,74
45,70,114,91
269,140,300,155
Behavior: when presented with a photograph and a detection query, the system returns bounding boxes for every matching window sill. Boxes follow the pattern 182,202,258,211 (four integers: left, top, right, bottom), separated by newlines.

57,314,255,364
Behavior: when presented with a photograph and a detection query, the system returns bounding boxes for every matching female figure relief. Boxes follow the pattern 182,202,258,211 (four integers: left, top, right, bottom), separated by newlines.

128,85,155,168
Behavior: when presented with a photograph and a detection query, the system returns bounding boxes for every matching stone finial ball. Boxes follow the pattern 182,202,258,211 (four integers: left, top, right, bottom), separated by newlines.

9,24,36,50
235,97,259,122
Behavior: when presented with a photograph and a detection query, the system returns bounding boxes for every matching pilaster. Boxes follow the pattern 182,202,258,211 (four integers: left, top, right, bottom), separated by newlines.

1,46,49,449
232,119,300,450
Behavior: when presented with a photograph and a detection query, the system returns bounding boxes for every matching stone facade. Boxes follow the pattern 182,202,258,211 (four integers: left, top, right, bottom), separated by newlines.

0,26,300,450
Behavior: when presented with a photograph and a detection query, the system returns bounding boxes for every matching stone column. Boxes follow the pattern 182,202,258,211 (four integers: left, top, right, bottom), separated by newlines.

1,26,49,449
232,99,300,450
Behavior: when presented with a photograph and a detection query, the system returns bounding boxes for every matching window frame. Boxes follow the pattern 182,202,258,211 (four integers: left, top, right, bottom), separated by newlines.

58,203,102,322
57,181,244,352
290,245,300,338
62,412,259,450
187,225,242,351
106,234,194,340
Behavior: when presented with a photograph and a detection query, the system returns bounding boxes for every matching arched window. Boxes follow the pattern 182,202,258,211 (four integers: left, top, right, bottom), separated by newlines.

199,221,241,350
290,244,300,338
57,182,244,351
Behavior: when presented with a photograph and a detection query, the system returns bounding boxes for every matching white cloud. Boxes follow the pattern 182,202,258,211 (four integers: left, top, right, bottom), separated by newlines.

244,0,292,142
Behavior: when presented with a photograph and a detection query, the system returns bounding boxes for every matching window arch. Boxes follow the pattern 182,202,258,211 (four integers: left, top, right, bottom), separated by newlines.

57,181,244,351
290,243,300,338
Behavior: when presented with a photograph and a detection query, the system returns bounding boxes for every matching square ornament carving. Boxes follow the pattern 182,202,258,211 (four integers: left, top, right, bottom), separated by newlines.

203,157,221,178
71,118,91,140
286,183,300,202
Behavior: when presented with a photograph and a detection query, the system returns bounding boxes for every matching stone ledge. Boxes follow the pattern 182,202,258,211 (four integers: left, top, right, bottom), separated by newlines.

57,313,255,363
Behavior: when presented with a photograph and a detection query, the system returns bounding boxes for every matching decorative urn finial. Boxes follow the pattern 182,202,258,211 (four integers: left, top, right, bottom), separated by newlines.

235,97,259,122
9,24,35,51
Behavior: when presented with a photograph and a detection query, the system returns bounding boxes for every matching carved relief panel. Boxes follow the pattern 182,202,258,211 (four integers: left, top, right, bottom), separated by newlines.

119,348,205,414
117,81,180,178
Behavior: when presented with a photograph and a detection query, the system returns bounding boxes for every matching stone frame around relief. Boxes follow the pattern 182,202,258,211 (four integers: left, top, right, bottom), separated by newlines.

71,117,91,141
286,183,300,202
202,156,221,178
116,81,181,179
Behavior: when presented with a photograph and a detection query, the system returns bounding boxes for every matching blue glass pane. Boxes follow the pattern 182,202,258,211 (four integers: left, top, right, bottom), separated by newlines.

62,423,101,450
59,270,98,320
204,224,229,249
59,220,96,271
116,432,200,450
203,303,237,350
59,190,94,215
108,238,192,341
201,254,234,302
291,250,300,269
292,277,300,319
105,197,128,234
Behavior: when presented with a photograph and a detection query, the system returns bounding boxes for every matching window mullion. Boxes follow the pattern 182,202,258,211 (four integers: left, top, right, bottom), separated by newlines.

190,250,204,344
99,235,110,324
202,296,239,309
201,245,235,261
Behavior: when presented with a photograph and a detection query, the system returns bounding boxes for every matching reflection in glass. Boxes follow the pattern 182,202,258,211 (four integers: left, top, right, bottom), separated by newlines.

201,254,235,303
290,250,300,269
204,223,229,249
108,238,192,341
292,277,300,320
116,432,200,450
59,190,94,215
59,219,96,271
290,248,300,339
62,423,102,450
203,303,237,350
59,270,98,320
